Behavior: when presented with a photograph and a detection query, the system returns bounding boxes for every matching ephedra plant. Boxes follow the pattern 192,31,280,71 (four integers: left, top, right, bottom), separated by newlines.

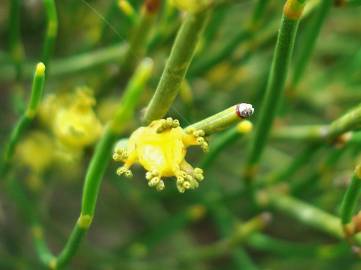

1,0,361,269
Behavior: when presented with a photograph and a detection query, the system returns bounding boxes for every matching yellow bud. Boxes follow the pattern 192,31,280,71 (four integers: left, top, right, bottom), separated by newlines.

171,0,211,13
118,0,135,17
35,62,46,76
237,120,253,134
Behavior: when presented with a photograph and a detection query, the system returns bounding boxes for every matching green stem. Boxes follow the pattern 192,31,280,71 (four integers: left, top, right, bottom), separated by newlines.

246,233,350,258
187,103,254,135
190,0,270,76
42,0,58,70
8,0,25,80
143,9,210,123
272,104,361,143
339,165,361,225
290,0,332,89
290,147,346,195
0,43,129,81
263,191,361,244
264,144,321,185
208,203,259,270
181,213,271,261
1,63,46,176
118,0,159,82
244,0,307,180
56,59,152,268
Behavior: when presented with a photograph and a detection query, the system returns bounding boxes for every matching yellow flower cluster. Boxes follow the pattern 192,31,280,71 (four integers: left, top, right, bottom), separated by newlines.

17,87,103,174
113,118,207,193
39,87,103,149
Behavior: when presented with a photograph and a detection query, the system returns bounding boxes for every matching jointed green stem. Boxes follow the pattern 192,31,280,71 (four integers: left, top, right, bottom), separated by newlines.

187,103,253,135
208,203,259,270
290,0,332,89
42,0,58,70
264,144,321,185
0,43,128,81
1,63,46,176
181,213,271,262
8,0,25,80
57,59,153,268
263,191,361,245
339,165,361,226
143,9,210,123
190,0,270,76
244,0,306,180
119,0,159,82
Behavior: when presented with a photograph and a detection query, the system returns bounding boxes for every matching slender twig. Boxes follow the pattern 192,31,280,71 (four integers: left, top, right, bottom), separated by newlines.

289,0,332,91
180,213,271,262
9,59,153,269
264,144,321,185
244,0,307,181
246,233,350,258
118,0,160,82
339,164,361,234
272,103,361,144
55,59,153,269
187,103,254,135
190,0,270,76
8,0,25,80
261,191,361,244
143,9,210,123
42,0,58,70
0,43,129,81
207,203,259,270
1,63,46,176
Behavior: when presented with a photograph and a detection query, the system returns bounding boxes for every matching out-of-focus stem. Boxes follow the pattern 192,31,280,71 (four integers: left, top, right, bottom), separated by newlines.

56,59,152,268
119,0,159,82
272,103,361,143
0,43,128,81
42,0,58,70
8,0,25,80
264,144,321,185
339,165,361,230
143,9,210,123
1,63,46,176
208,203,259,270
190,0,270,76
290,0,332,90
181,213,271,261
262,191,361,244
244,0,307,181
246,233,350,258
9,59,152,269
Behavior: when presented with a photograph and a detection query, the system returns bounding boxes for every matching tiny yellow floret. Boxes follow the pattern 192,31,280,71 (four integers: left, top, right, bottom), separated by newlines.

113,118,208,193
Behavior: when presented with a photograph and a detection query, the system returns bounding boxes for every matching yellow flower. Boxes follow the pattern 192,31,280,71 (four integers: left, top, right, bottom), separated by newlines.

16,131,54,173
39,87,103,149
113,118,208,193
